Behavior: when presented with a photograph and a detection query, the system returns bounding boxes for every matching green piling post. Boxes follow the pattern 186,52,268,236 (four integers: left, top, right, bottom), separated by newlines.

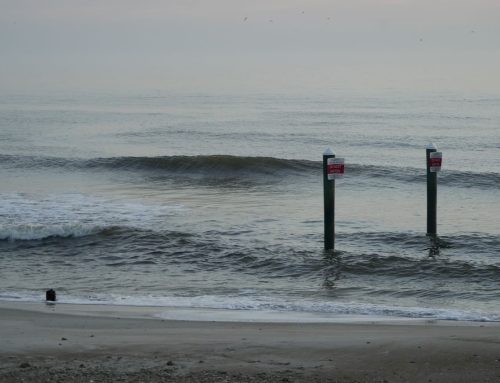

323,148,335,250
426,143,441,236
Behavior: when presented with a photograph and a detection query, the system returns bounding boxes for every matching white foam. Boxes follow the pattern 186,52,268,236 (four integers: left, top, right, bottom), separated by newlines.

1,291,498,323
0,192,185,241
155,308,411,323
0,223,101,241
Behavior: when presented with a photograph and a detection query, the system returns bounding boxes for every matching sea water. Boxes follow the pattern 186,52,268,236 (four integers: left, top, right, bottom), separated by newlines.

0,90,499,321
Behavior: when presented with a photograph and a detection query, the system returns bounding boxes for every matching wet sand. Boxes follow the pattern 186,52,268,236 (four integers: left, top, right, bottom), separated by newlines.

1,302,499,382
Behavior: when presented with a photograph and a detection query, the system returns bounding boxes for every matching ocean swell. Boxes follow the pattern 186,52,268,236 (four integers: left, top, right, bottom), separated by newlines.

1,154,498,188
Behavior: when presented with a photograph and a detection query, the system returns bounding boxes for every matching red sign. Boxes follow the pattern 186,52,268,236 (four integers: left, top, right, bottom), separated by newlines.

430,158,441,167
429,152,442,172
327,158,344,180
327,163,344,174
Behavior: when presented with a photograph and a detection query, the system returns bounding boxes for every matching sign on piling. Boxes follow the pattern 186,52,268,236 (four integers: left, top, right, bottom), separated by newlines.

327,158,345,180
323,148,342,251
429,152,442,172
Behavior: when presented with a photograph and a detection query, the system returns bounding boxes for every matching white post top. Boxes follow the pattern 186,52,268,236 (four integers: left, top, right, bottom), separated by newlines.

323,147,335,156
426,143,438,150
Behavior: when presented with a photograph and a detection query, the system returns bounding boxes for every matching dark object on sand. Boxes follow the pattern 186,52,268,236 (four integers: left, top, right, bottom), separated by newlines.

46,289,56,301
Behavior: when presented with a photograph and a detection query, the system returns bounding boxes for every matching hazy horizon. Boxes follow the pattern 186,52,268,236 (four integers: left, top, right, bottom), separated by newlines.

1,0,499,94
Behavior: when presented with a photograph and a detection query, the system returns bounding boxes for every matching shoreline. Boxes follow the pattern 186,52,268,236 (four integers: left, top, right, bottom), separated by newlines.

0,300,485,324
1,301,500,382
1,298,498,324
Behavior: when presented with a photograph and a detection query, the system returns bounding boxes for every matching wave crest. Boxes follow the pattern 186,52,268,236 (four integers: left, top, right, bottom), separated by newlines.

0,224,107,241
1,154,498,188
86,155,318,176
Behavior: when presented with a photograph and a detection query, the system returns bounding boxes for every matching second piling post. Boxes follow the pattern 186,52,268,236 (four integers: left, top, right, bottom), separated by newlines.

426,143,442,236
323,148,335,250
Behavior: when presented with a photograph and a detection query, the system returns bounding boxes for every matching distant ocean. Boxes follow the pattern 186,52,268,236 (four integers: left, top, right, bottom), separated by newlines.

1,91,499,322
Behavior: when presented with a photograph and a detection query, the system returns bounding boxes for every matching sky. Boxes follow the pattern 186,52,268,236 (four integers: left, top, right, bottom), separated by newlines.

1,0,499,94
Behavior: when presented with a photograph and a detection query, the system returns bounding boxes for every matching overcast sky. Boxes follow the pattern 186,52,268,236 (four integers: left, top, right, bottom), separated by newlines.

1,0,499,94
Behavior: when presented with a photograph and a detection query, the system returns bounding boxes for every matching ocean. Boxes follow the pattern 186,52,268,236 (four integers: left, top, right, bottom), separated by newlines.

0,90,499,322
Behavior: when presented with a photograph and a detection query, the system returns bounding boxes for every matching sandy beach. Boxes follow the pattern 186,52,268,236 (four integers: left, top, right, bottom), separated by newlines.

0,302,499,382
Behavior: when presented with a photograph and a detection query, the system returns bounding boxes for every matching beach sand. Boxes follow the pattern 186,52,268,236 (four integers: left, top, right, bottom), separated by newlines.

0,302,499,382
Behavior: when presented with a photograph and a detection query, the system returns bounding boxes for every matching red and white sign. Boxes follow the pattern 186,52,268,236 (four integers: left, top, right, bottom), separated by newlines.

429,152,442,172
327,158,344,180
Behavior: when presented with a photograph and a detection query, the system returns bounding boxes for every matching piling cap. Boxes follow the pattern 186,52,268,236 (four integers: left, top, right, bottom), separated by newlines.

323,147,335,156
426,143,438,150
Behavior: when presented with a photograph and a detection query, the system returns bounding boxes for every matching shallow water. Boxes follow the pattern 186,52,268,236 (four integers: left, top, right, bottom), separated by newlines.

1,91,499,321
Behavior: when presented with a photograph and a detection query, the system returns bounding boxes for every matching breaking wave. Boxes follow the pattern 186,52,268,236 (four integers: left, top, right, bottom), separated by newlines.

0,224,114,241
0,154,497,188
